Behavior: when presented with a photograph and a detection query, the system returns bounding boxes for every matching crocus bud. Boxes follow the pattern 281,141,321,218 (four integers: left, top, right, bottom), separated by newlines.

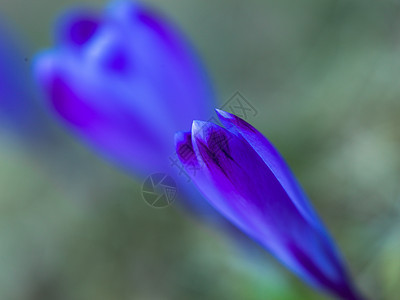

34,0,214,176
175,109,364,300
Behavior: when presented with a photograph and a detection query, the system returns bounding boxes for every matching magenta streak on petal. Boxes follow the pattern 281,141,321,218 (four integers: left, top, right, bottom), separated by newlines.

69,19,99,45
56,11,101,47
175,131,199,167
50,75,99,127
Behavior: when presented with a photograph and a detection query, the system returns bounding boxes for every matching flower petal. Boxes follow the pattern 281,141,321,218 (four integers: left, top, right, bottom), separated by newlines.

176,119,362,299
106,1,214,128
34,51,171,175
216,109,322,229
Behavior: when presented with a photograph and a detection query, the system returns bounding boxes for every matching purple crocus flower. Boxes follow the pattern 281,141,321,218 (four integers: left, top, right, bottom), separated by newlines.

0,18,48,139
34,0,214,178
175,109,364,300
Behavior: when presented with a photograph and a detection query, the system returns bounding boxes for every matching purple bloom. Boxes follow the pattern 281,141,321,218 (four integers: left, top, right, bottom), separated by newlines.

34,0,214,177
175,109,364,300
0,18,48,139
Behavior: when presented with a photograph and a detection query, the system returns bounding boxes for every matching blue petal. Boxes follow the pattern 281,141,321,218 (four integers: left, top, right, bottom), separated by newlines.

34,51,171,175
216,108,323,229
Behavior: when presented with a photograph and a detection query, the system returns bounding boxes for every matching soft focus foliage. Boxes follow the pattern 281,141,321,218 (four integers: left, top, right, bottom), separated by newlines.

1,0,400,299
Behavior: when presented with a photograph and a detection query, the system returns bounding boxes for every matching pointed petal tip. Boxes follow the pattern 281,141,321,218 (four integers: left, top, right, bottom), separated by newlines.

215,108,233,119
192,119,208,127
191,120,209,135
215,108,241,129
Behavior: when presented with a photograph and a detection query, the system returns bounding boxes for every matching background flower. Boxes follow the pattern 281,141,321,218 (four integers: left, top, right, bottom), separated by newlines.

34,0,215,177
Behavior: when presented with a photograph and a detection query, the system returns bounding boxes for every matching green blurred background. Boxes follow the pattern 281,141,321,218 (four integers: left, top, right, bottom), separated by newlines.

1,0,400,299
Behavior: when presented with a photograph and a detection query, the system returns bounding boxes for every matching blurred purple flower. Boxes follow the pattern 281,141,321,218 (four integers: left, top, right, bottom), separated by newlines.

34,0,214,177
175,109,364,300
0,18,48,139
